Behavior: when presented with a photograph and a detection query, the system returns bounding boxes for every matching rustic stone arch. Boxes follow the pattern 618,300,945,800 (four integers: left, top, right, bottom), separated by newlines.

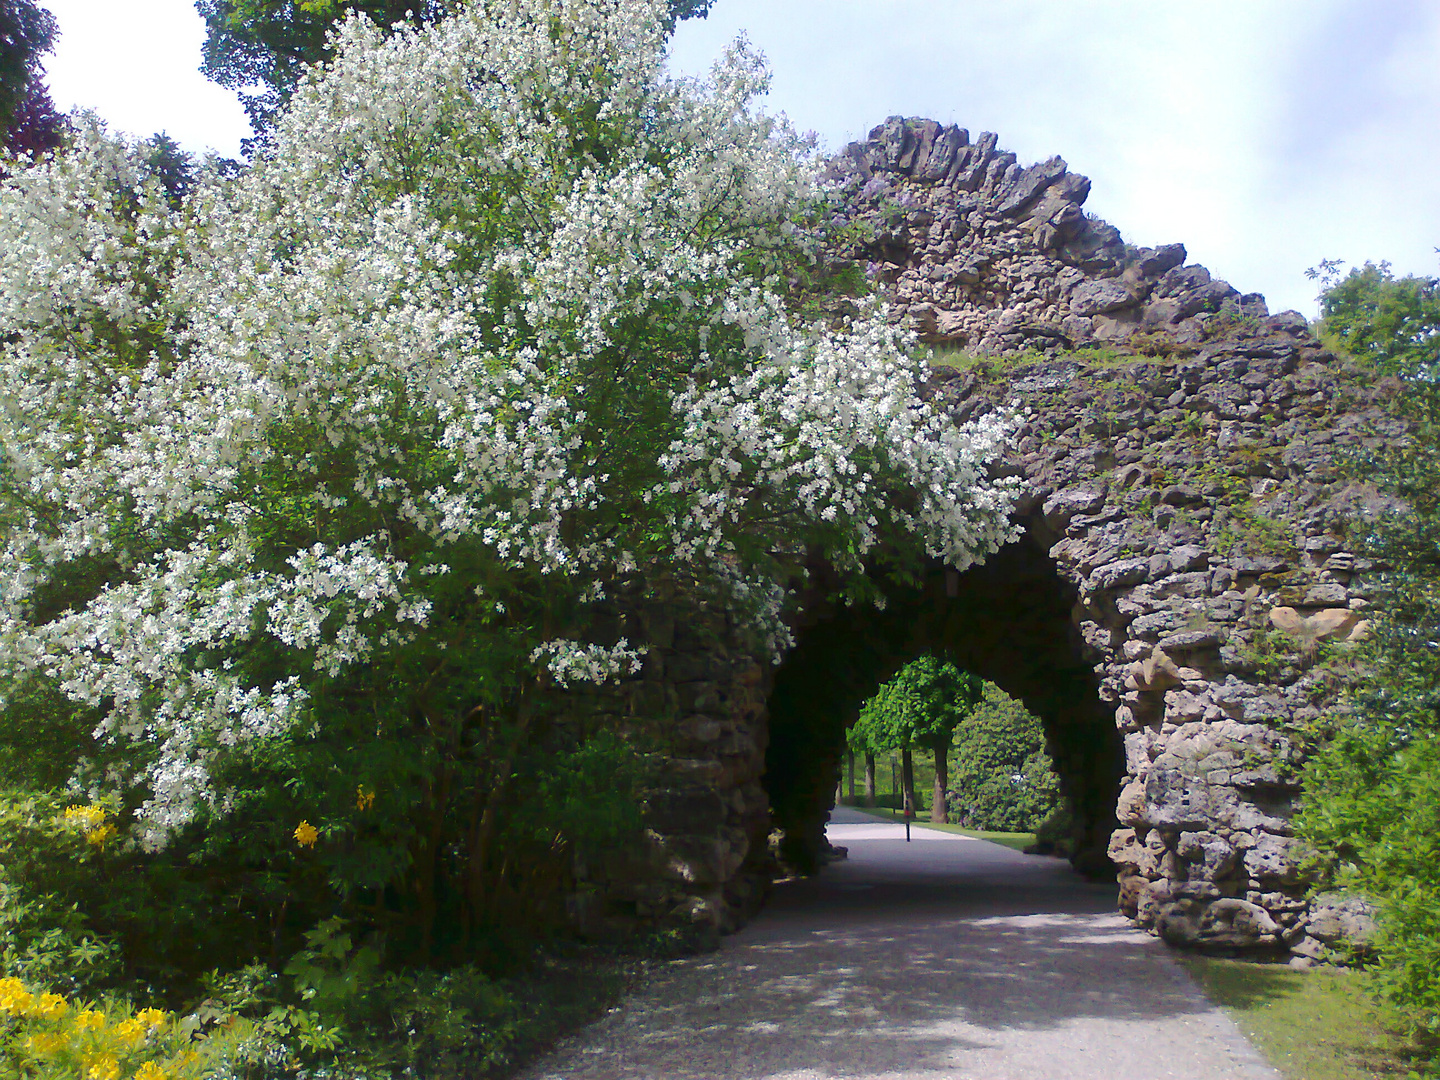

574,118,1404,959
764,532,1123,880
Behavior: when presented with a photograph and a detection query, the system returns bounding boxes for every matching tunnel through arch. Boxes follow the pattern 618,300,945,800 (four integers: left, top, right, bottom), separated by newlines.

763,517,1124,880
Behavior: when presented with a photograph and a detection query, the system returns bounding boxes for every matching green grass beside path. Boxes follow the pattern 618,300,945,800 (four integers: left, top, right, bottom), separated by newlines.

838,806,1036,852
1181,956,1432,1079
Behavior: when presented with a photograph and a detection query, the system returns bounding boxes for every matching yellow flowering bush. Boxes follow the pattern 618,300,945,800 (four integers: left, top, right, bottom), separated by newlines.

57,807,119,851
0,977,201,1080
58,809,104,832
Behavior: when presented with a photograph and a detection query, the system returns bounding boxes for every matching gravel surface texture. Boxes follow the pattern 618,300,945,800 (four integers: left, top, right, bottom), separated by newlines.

520,808,1281,1080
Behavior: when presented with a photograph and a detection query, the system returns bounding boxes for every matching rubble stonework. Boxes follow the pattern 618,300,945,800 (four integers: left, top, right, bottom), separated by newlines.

578,119,1401,956
921,347,1394,953
821,116,1271,357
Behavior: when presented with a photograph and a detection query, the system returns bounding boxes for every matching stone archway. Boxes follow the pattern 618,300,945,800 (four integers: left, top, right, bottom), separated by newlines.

580,339,1398,956
574,119,1405,959
764,528,1123,880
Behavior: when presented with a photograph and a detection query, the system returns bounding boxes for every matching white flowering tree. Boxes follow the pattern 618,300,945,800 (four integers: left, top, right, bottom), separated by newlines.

0,0,1016,951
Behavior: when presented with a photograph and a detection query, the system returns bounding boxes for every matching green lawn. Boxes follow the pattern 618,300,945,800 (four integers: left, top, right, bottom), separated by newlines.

1181,956,1431,1079
838,803,1036,852
839,750,940,809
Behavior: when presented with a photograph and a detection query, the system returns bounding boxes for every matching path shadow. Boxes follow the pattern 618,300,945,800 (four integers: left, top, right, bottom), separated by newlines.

522,825,1262,1079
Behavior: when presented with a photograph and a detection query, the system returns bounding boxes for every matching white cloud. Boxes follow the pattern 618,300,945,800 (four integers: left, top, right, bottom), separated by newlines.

40,0,252,159
32,0,1440,315
669,0,1440,315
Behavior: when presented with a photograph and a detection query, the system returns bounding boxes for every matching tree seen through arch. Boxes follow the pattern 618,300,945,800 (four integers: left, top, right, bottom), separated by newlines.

848,656,1062,830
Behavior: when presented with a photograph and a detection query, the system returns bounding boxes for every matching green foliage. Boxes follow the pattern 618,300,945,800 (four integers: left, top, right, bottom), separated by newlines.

0,795,124,995
0,699,648,994
191,921,698,1079
1310,260,1440,377
947,683,1061,832
1212,507,1299,561
0,0,55,133
1297,256,1440,1050
851,666,1061,831
1182,957,1434,1080
1030,801,1074,857
850,655,980,754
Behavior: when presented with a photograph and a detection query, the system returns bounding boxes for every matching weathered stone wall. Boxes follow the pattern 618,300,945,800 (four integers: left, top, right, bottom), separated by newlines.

821,115,1272,357
566,581,775,935
576,119,1402,957
926,350,1393,954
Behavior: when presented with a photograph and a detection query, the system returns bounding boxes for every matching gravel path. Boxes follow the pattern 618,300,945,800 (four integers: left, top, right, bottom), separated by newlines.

520,809,1280,1080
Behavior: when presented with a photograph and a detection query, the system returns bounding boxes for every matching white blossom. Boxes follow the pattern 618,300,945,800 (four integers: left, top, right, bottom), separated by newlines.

0,0,1018,843
530,638,648,687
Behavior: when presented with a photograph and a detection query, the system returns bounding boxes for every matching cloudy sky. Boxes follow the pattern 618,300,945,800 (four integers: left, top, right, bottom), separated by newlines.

36,0,1440,315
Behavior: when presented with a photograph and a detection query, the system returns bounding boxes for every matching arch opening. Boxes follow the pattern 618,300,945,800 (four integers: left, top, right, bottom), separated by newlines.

763,521,1124,880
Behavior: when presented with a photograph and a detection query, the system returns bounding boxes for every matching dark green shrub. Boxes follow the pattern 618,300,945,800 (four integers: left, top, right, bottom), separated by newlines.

947,683,1061,831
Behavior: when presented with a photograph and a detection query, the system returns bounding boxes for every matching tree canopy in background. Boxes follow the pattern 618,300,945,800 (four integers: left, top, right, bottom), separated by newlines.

851,656,979,759
1297,260,1440,1042
853,657,978,824
851,661,1060,829
0,0,64,158
0,0,55,131
1311,260,1440,377
198,0,716,146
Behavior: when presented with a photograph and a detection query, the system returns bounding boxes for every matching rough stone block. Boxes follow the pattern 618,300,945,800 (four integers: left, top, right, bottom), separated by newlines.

1307,892,1378,945
1158,897,1279,948
1069,278,1136,317
1042,485,1107,532
1242,833,1305,885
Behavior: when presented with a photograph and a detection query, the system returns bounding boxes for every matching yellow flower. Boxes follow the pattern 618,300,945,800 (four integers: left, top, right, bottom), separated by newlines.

87,1054,120,1080
356,786,375,811
73,1008,106,1033
31,992,69,1020
112,1017,147,1047
61,805,119,847
0,984,34,1015
135,1062,168,1080
62,805,107,831
293,820,319,847
85,822,118,848
25,1032,66,1056
137,1008,168,1029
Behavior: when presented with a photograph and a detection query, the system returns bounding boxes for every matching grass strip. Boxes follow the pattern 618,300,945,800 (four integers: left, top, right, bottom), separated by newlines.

841,805,1037,852
1180,956,1431,1080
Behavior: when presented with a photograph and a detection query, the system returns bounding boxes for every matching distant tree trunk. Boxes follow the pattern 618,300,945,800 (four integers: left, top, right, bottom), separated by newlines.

846,749,856,803
864,752,876,807
901,748,917,817
931,740,949,824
